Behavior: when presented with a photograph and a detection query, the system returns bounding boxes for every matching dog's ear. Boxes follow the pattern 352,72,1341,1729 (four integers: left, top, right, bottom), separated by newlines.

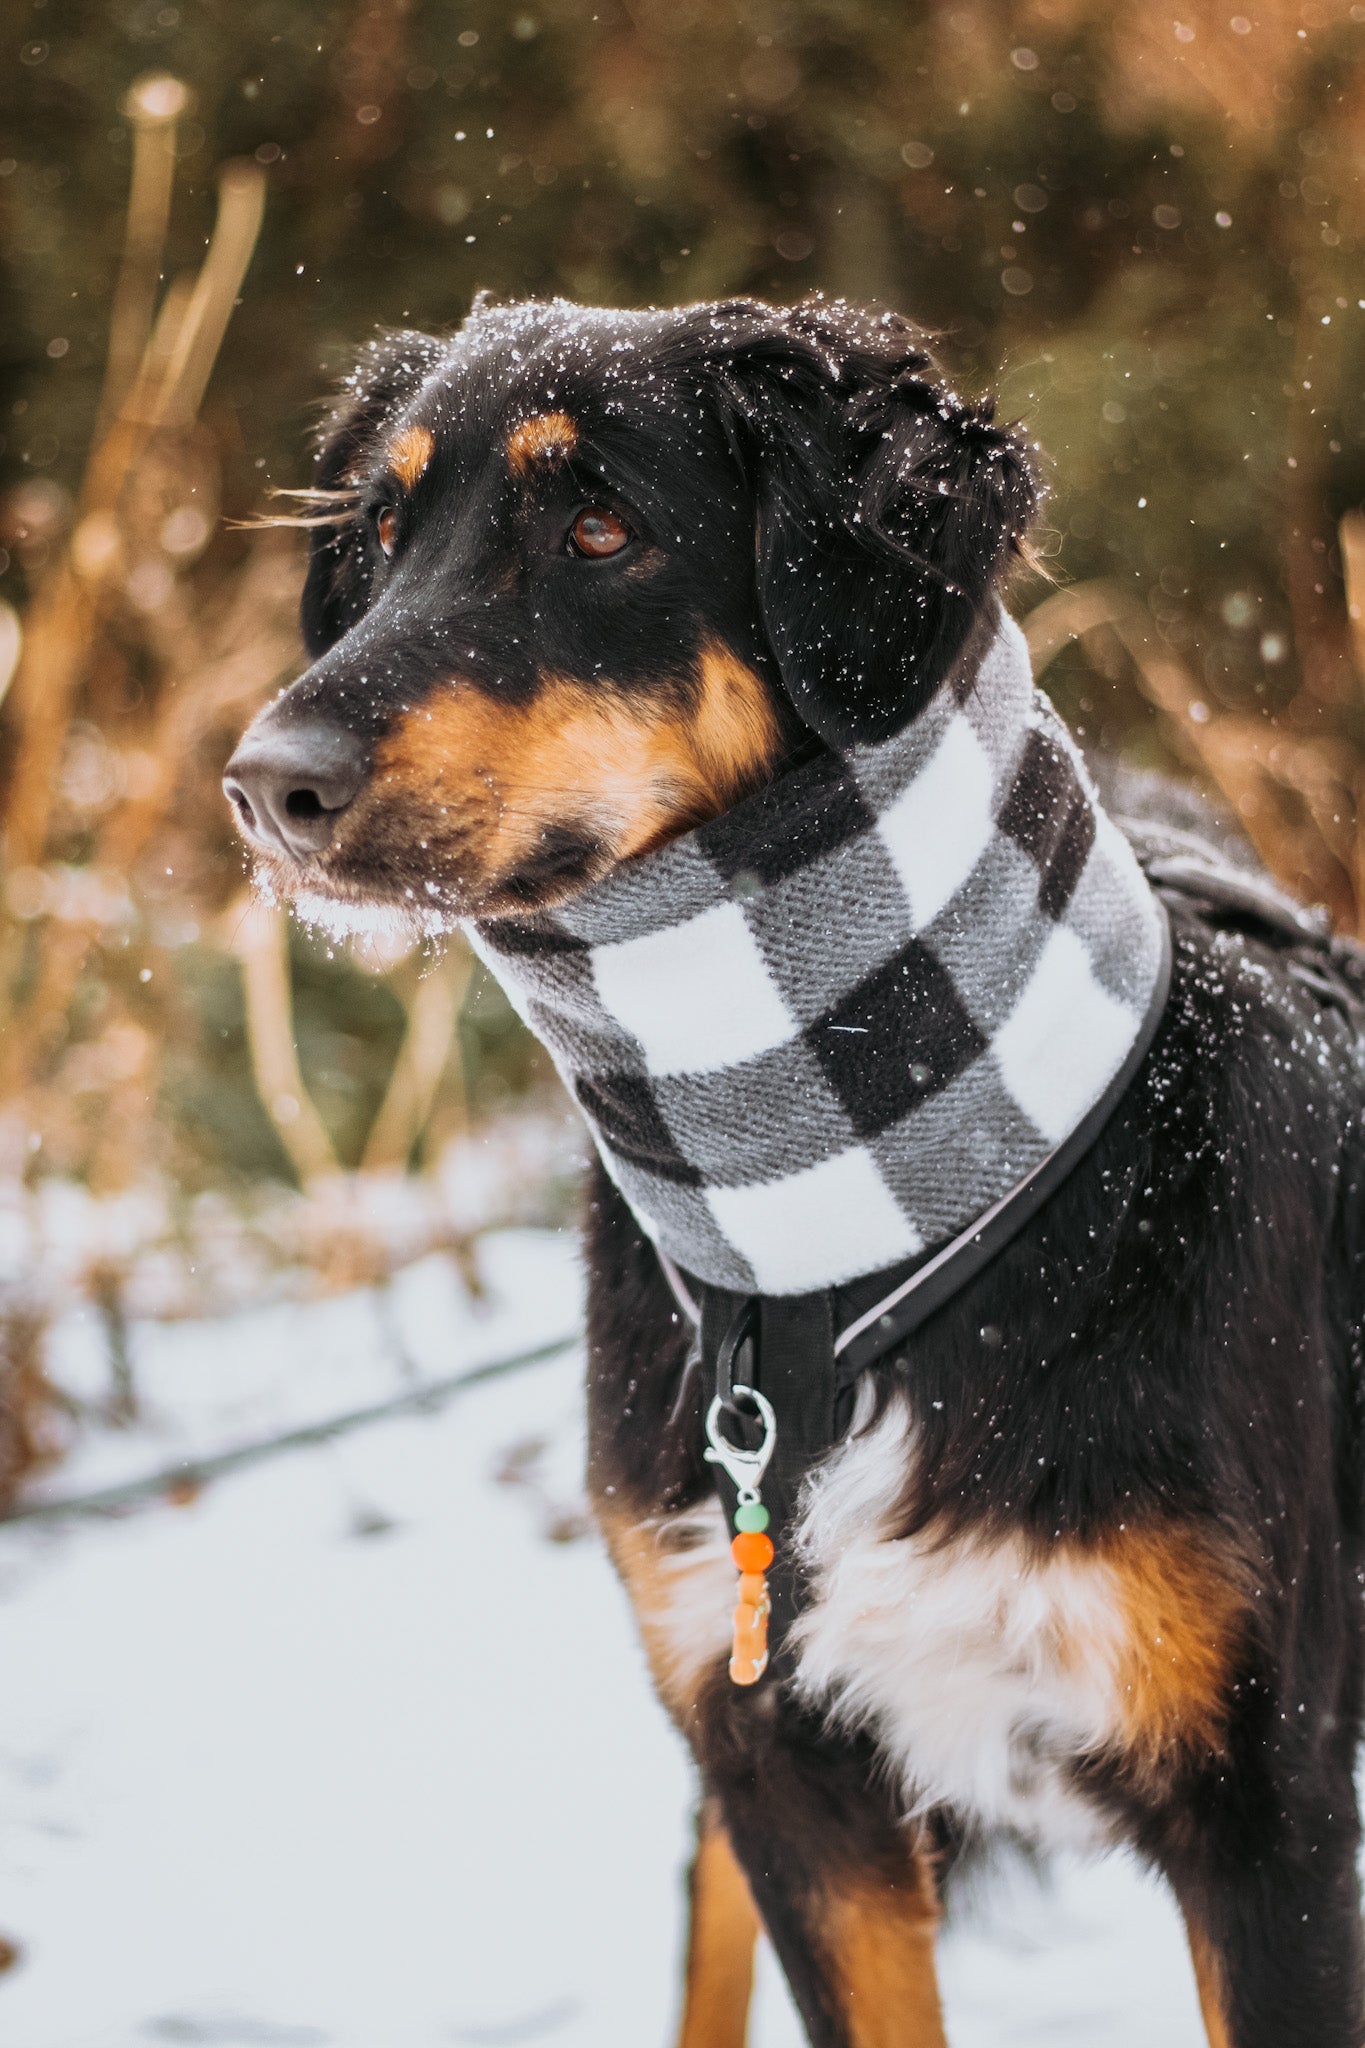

300,330,446,657
710,300,1040,747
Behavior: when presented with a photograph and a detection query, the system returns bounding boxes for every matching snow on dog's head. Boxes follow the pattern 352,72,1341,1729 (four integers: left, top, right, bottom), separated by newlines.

224,295,1037,930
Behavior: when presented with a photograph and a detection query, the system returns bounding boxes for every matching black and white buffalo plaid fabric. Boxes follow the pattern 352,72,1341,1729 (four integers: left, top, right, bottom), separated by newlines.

471,613,1167,1296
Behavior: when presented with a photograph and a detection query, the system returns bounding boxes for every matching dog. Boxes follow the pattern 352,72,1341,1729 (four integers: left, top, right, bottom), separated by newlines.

225,295,1365,2048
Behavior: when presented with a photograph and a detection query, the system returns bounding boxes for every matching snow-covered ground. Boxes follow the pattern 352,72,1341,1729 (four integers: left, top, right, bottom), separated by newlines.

0,1228,1210,2046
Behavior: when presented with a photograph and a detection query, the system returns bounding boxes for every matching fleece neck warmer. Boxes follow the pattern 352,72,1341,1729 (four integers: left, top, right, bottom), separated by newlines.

470,612,1168,1297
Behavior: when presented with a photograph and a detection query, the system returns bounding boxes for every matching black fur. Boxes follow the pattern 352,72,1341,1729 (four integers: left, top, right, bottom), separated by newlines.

290,295,1035,760
299,328,448,658
713,299,1038,745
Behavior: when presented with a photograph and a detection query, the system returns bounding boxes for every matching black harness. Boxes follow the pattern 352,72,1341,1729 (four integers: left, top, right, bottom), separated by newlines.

660,847,1365,1666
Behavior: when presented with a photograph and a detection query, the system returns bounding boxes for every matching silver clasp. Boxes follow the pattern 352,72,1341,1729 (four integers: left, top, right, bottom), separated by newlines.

704,1386,777,1506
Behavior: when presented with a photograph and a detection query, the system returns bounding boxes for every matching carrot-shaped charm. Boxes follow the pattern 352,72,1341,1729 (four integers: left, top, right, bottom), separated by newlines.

704,1384,778,1688
729,1521,774,1684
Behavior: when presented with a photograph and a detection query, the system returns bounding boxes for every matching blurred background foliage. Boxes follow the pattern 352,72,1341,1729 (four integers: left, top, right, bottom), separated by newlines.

7,0,1365,702
2,0,1365,1492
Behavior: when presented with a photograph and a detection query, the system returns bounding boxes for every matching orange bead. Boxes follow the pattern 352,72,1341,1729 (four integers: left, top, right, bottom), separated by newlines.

731,1530,774,1572
733,1602,765,1638
737,1572,768,1607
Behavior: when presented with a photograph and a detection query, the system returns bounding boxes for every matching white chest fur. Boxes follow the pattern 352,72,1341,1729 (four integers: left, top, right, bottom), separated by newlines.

636,1390,1140,1850
787,1392,1129,1848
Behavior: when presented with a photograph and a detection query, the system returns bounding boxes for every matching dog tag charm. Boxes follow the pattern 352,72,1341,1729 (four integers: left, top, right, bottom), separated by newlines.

704,1387,777,1687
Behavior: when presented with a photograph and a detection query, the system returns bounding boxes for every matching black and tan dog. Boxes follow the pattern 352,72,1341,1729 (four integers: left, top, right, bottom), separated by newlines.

225,295,1365,2048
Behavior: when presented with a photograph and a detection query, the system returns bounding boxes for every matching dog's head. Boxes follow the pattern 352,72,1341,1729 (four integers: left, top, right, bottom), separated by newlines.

224,295,1038,928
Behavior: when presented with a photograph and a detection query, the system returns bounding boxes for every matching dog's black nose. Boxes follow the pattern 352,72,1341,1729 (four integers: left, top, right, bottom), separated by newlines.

223,720,367,859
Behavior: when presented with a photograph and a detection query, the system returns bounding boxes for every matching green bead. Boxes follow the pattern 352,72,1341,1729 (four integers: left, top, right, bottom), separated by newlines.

734,1501,770,1533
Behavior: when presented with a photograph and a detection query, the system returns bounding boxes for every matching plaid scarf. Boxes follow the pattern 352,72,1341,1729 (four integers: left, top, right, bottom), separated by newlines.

471,613,1167,1296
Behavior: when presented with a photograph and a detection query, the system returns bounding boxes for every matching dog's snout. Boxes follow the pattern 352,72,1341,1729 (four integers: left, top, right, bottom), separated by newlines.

223,719,367,859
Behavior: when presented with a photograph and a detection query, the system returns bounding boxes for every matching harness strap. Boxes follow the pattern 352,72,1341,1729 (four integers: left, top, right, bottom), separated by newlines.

835,899,1173,1374
650,844,1365,1682
658,900,1173,1389
656,899,1175,1669
698,1286,838,1654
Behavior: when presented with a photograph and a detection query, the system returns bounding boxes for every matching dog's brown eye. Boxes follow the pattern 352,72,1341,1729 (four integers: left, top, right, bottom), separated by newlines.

377,507,399,558
570,508,630,558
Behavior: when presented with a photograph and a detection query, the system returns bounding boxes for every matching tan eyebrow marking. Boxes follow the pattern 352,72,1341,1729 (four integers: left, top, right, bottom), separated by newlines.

506,410,579,473
388,424,435,489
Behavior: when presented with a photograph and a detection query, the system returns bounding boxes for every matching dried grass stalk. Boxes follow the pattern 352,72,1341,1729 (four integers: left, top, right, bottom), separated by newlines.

98,73,191,433
147,162,266,430
1339,510,1365,688
0,1304,62,1516
361,944,473,1172
229,894,341,1185
1025,570,1365,934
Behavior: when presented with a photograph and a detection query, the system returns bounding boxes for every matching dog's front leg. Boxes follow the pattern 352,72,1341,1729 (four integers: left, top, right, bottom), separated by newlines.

582,1176,945,2044
693,1681,948,2048
674,1802,760,2048
606,1513,948,2048
1166,1770,1365,2048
